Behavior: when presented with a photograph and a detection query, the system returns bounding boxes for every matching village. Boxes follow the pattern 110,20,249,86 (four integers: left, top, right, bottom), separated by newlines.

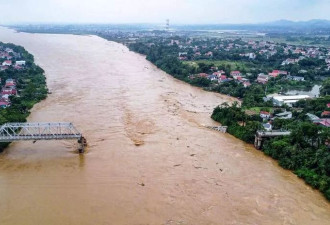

0,44,27,108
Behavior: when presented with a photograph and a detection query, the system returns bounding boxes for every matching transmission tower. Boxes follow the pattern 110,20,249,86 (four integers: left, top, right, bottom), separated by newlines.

166,19,170,31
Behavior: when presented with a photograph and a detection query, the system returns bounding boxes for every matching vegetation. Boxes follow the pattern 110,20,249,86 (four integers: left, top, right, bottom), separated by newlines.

212,97,330,200
211,102,262,143
127,36,330,200
0,43,48,152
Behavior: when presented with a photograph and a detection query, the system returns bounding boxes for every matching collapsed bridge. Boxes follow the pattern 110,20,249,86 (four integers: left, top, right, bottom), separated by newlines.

0,122,87,153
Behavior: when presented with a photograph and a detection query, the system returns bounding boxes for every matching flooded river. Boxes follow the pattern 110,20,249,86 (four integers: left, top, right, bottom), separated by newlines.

0,27,329,225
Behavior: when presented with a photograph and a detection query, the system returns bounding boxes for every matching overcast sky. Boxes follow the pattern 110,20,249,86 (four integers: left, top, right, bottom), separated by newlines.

1,0,330,24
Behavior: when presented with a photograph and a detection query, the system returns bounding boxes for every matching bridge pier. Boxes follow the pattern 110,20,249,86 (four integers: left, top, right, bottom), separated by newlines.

254,136,263,150
78,137,87,153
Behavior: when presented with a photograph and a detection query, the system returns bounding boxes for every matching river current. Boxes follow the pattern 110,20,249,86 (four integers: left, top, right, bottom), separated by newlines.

0,27,329,225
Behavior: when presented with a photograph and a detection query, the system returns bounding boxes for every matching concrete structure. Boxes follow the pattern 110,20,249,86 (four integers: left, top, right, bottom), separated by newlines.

207,126,228,133
254,130,291,150
272,95,310,106
273,111,292,120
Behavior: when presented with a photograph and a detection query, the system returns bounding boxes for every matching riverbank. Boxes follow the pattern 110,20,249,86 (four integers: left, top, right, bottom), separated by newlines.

212,100,330,201
119,39,330,201
0,42,48,152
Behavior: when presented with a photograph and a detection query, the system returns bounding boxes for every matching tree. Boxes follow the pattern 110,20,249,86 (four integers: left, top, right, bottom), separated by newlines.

320,78,330,96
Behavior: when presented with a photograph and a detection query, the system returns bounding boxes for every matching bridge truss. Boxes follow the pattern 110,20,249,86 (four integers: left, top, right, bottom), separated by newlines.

0,122,87,153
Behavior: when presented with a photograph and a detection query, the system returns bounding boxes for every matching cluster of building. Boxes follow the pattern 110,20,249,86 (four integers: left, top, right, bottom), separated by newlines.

306,104,330,128
0,45,27,109
172,38,330,65
191,68,252,88
259,102,330,131
0,78,17,108
0,46,26,71
191,65,304,89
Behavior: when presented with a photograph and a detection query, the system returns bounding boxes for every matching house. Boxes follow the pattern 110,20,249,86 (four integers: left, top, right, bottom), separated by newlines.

287,75,305,82
2,60,12,66
273,111,292,120
282,58,298,66
15,60,26,66
0,99,10,108
1,88,17,95
241,53,256,59
207,74,218,81
213,72,224,78
269,72,279,78
306,113,320,121
5,79,16,87
0,65,8,71
205,51,213,57
260,111,271,119
219,75,227,82
236,76,243,81
257,74,269,84
230,71,241,77
5,48,13,53
321,111,330,117
299,70,308,74
314,119,330,128
243,81,251,88
268,70,288,78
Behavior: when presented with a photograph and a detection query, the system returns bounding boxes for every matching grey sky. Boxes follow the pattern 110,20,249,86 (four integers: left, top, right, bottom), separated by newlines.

1,0,330,24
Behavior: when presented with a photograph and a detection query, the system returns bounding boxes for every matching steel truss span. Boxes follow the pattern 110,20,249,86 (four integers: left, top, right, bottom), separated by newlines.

0,122,87,153
0,122,82,142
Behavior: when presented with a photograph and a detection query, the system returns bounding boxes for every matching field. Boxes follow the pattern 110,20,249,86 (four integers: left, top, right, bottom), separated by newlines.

183,60,255,72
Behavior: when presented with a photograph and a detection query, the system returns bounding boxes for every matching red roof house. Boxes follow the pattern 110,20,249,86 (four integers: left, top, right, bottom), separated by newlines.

230,71,241,76
321,111,330,117
2,60,12,66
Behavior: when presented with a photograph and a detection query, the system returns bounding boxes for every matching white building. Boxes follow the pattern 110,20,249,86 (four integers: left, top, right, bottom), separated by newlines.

15,60,26,66
272,95,310,107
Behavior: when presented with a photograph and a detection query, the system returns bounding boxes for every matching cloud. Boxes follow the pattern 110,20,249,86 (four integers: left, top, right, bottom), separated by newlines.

0,0,330,24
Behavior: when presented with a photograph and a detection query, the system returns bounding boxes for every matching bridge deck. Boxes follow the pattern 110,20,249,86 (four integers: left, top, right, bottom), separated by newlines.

0,122,82,142
256,130,291,138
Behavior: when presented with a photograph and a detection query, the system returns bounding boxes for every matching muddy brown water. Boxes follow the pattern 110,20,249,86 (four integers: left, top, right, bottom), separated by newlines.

0,27,329,225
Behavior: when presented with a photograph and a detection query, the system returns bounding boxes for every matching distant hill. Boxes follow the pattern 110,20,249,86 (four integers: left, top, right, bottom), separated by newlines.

9,19,330,35
173,19,330,34
263,19,330,28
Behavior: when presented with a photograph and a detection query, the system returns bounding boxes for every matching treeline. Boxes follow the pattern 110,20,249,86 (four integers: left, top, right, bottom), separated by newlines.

129,42,196,80
212,97,330,200
211,102,262,143
0,43,48,151
129,42,271,106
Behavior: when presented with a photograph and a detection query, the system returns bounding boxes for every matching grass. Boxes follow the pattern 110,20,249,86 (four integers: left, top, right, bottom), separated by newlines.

183,60,254,71
246,107,273,114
